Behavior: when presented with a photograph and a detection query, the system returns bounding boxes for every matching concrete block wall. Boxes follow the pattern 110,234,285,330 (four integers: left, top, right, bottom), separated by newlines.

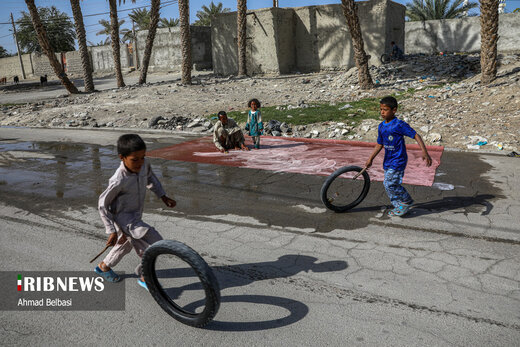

136,26,212,72
405,13,520,54
0,54,33,79
385,1,406,53
32,52,61,76
64,49,89,75
293,0,405,71
246,8,292,74
0,25,211,79
212,0,406,75
272,8,296,73
211,12,239,75
190,26,212,70
90,44,130,72
212,8,303,75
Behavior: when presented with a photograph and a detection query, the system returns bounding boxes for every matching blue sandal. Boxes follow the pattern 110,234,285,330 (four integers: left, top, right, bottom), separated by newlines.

388,202,413,217
95,266,121,283
137,279,149,291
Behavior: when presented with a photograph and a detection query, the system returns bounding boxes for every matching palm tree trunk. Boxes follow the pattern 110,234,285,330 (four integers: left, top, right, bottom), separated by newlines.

109,0,125,87
139,0,160,84
179,0,192,84
70,0,95,92
24,0,79,94
237,0,247,76
341,0,373,90
480,0,499,85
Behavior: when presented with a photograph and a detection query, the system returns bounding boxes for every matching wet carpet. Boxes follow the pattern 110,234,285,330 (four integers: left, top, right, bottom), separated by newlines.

148,136,444,186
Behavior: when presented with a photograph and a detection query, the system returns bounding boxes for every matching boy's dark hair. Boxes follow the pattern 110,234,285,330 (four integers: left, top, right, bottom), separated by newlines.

391,41,395,45
248,98,261,108
117,134,146,157
217,111,227,117
380,96,398,110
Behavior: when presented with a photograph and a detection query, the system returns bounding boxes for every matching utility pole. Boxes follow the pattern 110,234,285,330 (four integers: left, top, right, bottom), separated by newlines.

132,19,139,70
11,13,26,80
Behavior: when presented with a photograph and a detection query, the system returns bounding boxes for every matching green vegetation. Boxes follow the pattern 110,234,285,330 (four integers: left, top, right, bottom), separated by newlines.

210,86,445,127
0,45,9,58
211,98,381,129
17,6,76,53
406,0,478,21
194,2,230,26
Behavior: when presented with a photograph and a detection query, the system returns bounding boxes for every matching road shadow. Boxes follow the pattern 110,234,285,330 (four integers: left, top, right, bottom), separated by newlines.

403,194,495,218
155,254,348,293
148,254,345,331
187,294,309,331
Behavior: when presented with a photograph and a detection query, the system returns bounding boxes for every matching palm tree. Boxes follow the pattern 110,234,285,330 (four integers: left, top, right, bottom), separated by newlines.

88,40,106,46
406,0,478,21
129,8,151,30
159,17,179,27
24,0,79,94
17,7,76,53
480,0,499,85
138,0,161,85
70,0,94,92
96,19,131,44
341,0,373,90
96,19,112,44
194,2,230,26
178,0,191,84
108,0,126,87
237,0,247,76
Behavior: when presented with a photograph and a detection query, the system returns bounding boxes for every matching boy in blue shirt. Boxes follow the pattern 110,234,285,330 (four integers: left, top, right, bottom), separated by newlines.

365,96,432,217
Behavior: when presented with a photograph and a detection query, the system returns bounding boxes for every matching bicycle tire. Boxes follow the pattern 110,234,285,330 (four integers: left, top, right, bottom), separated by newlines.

380,53,391,64
142,240,221,328
320,165,371,213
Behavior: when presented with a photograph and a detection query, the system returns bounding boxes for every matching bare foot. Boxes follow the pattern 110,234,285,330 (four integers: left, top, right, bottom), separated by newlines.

98,261,111,272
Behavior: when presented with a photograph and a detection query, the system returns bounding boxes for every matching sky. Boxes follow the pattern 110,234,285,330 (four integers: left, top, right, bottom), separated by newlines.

0,0,519,54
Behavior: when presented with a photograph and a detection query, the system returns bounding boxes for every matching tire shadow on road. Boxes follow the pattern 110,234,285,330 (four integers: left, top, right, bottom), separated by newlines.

149,254,346,330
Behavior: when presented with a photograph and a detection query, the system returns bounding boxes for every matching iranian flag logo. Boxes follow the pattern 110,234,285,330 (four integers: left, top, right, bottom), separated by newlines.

17,274,22,291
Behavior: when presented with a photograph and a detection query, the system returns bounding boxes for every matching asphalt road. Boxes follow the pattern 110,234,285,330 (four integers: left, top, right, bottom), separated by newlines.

1,128,519,346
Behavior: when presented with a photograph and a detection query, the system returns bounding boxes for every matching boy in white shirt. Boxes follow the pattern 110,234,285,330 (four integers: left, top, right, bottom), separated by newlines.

95,134,176,289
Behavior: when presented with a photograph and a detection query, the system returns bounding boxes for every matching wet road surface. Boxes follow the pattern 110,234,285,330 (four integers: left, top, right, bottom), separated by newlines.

1,128,519,345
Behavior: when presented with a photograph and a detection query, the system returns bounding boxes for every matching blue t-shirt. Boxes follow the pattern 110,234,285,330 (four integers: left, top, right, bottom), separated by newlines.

377,118,416,171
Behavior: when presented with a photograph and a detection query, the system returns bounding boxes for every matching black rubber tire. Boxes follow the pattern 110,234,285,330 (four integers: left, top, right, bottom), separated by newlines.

380,53,391,64
142,240,221,328
320,165,371,213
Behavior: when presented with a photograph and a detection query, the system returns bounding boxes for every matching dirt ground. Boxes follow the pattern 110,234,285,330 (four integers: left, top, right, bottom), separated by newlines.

1,53,519,153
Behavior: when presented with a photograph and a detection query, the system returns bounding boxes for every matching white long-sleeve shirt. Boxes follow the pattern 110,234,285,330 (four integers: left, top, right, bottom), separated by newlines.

212,118,241,151
98,158,166,238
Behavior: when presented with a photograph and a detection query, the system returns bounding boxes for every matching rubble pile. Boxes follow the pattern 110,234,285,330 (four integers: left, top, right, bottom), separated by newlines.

330,53,483,91
147,115,212,132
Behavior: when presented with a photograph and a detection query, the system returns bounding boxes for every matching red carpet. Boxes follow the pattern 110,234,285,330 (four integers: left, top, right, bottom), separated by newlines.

148,136,444,186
